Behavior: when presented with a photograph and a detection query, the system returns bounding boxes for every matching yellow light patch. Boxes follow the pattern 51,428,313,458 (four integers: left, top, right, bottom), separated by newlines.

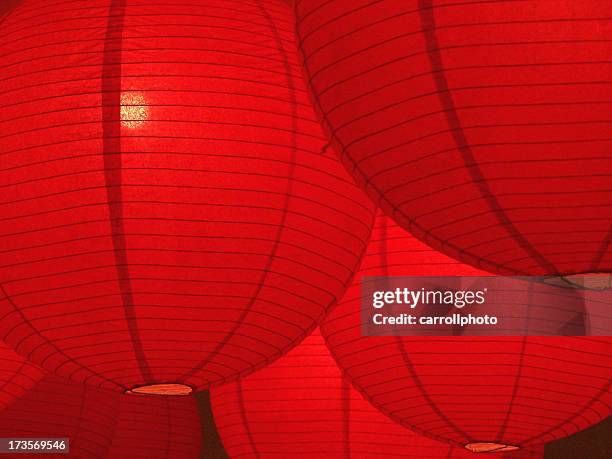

120,92,147,128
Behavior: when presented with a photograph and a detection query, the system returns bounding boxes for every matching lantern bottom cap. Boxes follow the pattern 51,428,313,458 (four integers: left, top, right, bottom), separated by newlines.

544,273,612,290
464,442,519,453
125,383,193,396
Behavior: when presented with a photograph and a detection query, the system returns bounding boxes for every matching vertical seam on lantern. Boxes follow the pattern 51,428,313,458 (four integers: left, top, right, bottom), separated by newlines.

379,213,388,273
0,0,20,29
0,359,26,397
103,389,122,458
178,0,299,385
295,2,519,276
70,383,88,455
236,378,261,459
393,337,473,443
495,281,534,442
591,224,612,272
382,210,468,443
101,0,154,384
379,228,471,444
165,397,172,459
341,375,351,459
0,283,121,389
382,210,470,445
417,0,558,275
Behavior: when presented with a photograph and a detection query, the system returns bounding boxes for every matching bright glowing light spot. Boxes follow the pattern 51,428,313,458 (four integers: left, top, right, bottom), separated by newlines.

465,443,519,453
120,92,147,128
126,383,193,396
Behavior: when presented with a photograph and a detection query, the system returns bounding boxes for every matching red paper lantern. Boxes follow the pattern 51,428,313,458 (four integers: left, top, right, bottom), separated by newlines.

0,374,201,458
320,213,612,453
212,328,544,458
295,0,612,278
0,341,43,410
0,0,374,394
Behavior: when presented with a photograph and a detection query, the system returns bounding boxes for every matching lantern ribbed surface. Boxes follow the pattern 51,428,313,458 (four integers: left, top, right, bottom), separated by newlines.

0,0,374,392
0,375,119,458
105,392,201,459
295,0,612,276
0,341,44,410
0,374,202,458
320,213,612,449
211,328,544,458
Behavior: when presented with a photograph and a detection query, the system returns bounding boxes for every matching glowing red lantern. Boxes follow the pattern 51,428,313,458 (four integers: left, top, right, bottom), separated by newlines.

295,0,612,278
0,341,43,410
212,328,544,458
320,213,612,453
0,374,201,458
0,0,374,395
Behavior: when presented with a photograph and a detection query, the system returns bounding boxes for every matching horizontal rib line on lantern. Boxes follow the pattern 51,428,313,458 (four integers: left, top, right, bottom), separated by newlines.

300,10,612,61
0,278,339,309
0,85,311,110
0,219,366,254
0,235,365,269
0,102,321,126
0,13,296,45
0,133,323,157
0,196,370,232
0,73,310,101
0,154,364,190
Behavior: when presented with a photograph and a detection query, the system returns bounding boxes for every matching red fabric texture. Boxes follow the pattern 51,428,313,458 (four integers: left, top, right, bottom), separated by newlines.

212,328,544,458
295,0,612,276
320,213,612,448
0,341,43,410
0,374,201,458
0,0,374,392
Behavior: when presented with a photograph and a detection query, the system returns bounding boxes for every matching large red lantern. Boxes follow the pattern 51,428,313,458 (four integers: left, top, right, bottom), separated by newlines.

212,328,544,458
295,0,612,278
320,213,612,453
0,0,374,395
0,341,43,410
0,374,201,458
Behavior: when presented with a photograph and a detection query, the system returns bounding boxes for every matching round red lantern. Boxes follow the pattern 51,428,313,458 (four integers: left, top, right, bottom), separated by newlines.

295,0,612,279
320,213,612,453
0,373,202,458
0,341,43,410
212,328,544,458
0,0,374,394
